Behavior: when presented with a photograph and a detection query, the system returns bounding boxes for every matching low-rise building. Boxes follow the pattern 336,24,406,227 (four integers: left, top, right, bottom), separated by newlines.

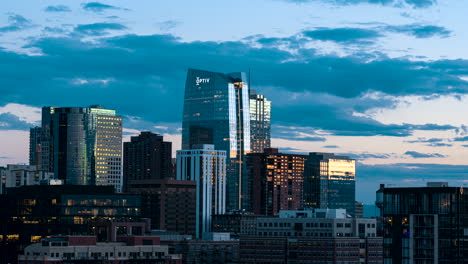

0,164,56,194
18,236,182,264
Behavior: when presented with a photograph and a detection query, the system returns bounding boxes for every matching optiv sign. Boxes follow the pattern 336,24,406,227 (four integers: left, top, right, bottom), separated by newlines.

196,77,210,86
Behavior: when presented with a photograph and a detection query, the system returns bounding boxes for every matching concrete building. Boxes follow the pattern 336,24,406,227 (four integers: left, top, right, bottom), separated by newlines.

0,164,56,194
18,236,182,264
242,148,306,215
123,131,173,192
212,211,260,238
127,179,197,236
177,144,226,238
376,182,468,264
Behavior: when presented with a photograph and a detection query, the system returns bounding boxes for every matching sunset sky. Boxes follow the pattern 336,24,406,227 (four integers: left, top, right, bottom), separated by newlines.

1,0,468,203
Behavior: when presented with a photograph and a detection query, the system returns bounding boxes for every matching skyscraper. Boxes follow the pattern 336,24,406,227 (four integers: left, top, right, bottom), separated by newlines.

176,144,226,238
242,148,306,215
123,131,172,191
303,153,356,215
29,127,42,168
41,106,123,192
249,90,271,153
182,68,250,210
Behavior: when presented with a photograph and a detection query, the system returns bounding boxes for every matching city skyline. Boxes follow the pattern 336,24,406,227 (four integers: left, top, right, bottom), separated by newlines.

1,0,468,203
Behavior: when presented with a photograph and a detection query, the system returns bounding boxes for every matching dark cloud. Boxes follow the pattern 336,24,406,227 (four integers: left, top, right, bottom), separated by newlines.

404,151,445,158
0,33,465,137
385,24,450,38
0,113,36,130
82,2,123,12
323,145,339,148
405,137,452,147
454,136,468,142
282,0,436,8
303,27,381,44
44,5,71,12
0,14,34,33
74,23,127,36
427,143,452,147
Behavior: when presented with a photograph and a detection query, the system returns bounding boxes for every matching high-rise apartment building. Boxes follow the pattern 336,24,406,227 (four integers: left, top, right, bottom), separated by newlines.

176,144,226,238
376,182,468,263
29,127,42,168
182,68,250,210
40,106,123,192
123,132,172,191
304,152,356,215
249,90,271,153
243,148,306,215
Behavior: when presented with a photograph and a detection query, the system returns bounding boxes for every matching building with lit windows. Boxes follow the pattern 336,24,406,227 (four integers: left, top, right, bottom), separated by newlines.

303,152,356,216
182,68,250,211
249,90,271,153
0,185,141,264
242,148,306,216
376,182,468,264
40,105,123,192
176,144,226,238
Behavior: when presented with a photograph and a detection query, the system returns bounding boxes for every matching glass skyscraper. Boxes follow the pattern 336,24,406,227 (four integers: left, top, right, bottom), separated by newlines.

303,152,356,215
249,90,271,153
41,105,123,192
182,68,250,210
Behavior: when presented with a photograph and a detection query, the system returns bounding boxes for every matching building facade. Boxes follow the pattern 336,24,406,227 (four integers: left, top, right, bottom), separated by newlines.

376,183,468,264
127,178,197,236
303,152,356,215
18,236,181,264
182,68,250,211
243,148,306,215
41,106,123,192
212,212,260,239
0,164,56,194
176,144,226,238
29,127,42,168
249,90,271,153
123,131,172,191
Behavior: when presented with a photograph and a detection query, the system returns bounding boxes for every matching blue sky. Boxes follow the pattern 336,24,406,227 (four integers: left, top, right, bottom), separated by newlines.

1,0,468,203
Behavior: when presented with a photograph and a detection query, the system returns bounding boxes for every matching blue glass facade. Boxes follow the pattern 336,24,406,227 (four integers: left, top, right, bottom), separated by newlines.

182,69,250,210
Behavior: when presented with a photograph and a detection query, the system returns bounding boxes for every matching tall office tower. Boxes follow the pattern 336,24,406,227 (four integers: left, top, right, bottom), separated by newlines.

303,153,356,216
376,182,468,263
243,148,306,216
123,131,172,191
29,127,42,168
249,90,271,153
41,106,123,192
182,68,250,211
176,144,226,238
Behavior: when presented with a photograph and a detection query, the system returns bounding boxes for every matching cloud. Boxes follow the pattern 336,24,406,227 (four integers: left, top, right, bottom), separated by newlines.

343,152,393,160
0,14,34,33
74,23,127,36
158,20,180,32
44,5,71,12
0,33,466,138
385,24,450,38
82,2,124,12
404,151,445,158
282,0,436,8
0,113,35,130
323,145,339,148
454,136,468,142
303,27,381,44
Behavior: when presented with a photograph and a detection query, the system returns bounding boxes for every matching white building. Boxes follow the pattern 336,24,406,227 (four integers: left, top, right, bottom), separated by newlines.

176,144,226,238
0,164,57,194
